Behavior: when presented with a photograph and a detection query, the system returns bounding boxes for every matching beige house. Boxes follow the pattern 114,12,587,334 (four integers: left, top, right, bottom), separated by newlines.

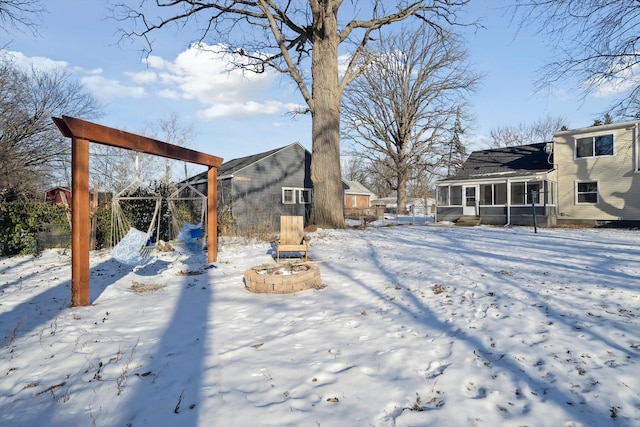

553,120,640,225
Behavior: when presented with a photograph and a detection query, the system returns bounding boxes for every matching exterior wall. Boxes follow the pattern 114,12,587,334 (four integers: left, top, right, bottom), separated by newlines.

476,206,507,225
436,206,462,222
230,145,312,235
344,194,370,209
507,206,556,227
192,145,312,235
554,124,640,222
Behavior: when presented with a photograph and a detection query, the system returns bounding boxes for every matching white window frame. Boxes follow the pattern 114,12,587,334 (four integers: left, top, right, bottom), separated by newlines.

575,180,599,205
282,188,296,204
575,134,614,159
298,188,312,204
282,187,312,205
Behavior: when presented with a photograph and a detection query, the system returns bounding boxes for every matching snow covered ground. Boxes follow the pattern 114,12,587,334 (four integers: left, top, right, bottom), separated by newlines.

1,224,639,426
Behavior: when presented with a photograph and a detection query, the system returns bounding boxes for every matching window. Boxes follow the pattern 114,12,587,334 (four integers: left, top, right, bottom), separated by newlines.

437,185,462,206
437,186,449,206
351,195,357,207
480,183,507,205
528,182,541,204
576,181,598,204
480,185,493,205
495,183,507,204
299,189,311,204
450,186,462,205
283,188,295,204
576,134,613,158
511,182,526,205
282,187,312,204
510,181,543,205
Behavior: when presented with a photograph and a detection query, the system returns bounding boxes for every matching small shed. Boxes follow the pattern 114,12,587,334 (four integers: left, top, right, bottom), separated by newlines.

44,187,72,205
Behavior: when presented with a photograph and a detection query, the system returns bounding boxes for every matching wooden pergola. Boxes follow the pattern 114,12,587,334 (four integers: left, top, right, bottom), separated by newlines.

53,116,223,307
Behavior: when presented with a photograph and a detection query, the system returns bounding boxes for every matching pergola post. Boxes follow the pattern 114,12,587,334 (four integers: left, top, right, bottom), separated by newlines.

71,137,91,307
207,166,218,263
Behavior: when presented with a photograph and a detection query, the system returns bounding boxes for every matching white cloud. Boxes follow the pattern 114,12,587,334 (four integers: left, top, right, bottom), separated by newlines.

592,77,640,98
143,43,298,118
157,89,181,99
4,44,304,120
588,63,640,98
201,100,301,119
2,50,147,102
127,70,157,84
2,50,68,70
81,74,146,101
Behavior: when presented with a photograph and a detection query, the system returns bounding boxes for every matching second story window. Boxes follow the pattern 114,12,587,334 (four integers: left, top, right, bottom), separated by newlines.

576,134,613,158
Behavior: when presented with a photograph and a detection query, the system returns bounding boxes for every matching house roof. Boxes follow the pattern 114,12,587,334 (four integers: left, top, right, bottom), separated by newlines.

343,180,374,196
440,142,554,182
188,142,308,183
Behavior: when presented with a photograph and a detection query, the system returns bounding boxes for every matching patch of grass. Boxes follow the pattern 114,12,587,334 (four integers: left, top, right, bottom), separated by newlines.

129,282,165,293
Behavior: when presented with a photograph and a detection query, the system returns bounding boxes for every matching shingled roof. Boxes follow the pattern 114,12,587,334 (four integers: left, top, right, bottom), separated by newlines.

188,143,305,183
444,142,554,181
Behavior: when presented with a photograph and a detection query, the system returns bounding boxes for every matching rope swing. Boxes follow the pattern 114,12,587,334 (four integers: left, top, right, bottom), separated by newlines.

110,154,163,265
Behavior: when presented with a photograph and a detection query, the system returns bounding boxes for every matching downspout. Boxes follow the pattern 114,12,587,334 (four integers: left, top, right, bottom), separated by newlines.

434,186,439,223
636,123,639,173
505,178,511,226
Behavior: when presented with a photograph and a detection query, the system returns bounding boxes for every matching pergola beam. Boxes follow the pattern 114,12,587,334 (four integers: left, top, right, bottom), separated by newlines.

54,116,223,167
53,116,223,307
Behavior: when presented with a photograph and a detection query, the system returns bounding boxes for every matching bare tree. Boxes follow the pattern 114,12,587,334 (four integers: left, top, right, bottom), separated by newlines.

143,113,197,184
0,0,44,38
489,115,566,148
88,114,196,193
114,0,473,228
513,0,640,118
444,106,467,176
341,26,480,214
341,155,369,186
0,57,103,194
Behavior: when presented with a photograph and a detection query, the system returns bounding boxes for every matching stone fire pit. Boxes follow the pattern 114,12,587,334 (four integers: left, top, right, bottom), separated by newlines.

244,261,321,294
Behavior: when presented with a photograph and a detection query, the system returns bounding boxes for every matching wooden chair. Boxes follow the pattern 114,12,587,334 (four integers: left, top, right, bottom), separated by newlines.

276,216,309,260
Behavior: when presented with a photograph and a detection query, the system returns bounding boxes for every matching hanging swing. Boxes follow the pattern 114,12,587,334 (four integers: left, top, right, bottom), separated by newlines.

110,155,163,265
167,182,207,251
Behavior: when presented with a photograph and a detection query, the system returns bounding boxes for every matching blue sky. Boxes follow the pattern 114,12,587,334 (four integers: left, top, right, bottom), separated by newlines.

3,0,620,164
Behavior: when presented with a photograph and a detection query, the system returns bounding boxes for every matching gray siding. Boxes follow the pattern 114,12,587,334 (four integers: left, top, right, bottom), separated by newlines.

230,144,311,234
192,144,312,235
436,207,463,222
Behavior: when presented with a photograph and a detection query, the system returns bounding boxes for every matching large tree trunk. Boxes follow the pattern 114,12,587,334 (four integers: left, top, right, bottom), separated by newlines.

309,2,345,228
397,168,408,215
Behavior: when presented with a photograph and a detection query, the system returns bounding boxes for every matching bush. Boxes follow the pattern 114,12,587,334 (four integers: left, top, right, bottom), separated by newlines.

93,204,112,250
0,190,70,256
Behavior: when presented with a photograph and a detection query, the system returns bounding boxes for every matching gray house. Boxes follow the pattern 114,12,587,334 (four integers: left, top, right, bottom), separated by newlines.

189,142,312,235
436,142,557,226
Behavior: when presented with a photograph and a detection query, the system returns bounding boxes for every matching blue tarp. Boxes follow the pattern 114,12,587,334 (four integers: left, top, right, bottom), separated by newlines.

177,223,204,253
